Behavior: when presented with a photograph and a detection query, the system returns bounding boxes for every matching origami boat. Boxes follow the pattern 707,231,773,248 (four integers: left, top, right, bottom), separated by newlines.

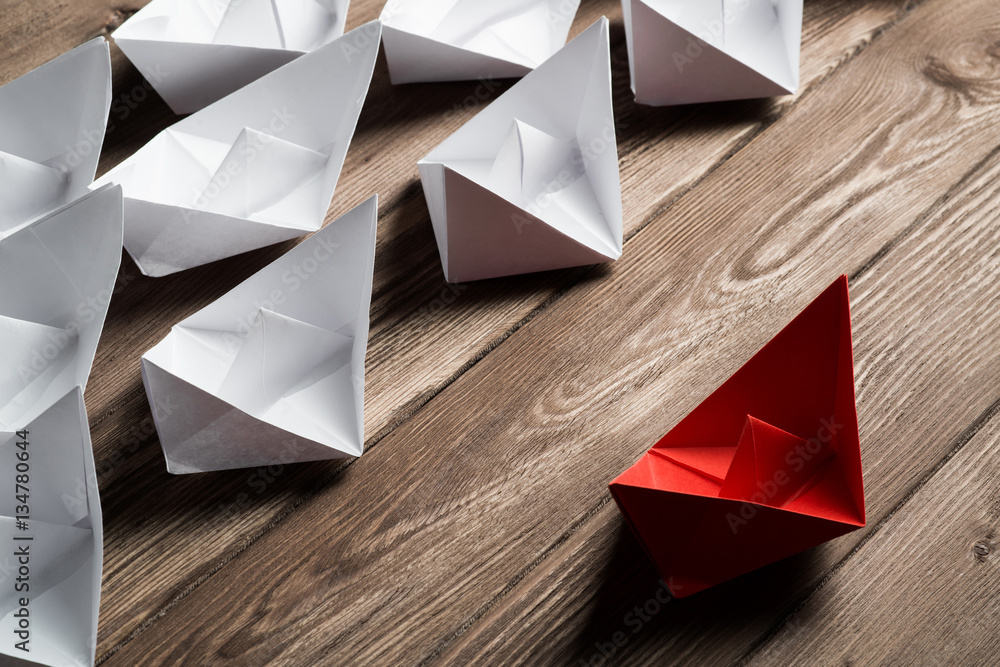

622,0,802,105
418,18,622,282
381,0,580,84
113,0,352,114
611,276,866,597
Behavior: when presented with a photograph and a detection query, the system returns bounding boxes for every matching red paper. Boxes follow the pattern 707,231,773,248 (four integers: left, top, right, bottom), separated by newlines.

610,275,865,598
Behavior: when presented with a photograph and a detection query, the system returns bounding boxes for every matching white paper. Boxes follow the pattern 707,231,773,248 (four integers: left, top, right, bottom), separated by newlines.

95,21,381,278
380,0,580,84
0,184,119,667
112,0,352,114
418,17,622,283
0,388,102,667
0,185,124,432
622,0,802,106
141,195,378,474
0,38,111,240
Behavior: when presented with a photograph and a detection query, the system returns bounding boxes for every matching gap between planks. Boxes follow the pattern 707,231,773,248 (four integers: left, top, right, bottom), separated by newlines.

94,0,936,661
423,124,1000,667
438,46,1000,654
730,141,1000,663
738,394,1000,665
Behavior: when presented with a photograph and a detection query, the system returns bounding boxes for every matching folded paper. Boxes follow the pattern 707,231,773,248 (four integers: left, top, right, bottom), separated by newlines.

0,388,102,667
418,17,622,282
0,184,119,666
381,0,580,84
610,276,865,597
113,0,351,114
95,21,381,277
622,0,802,105
0,38,111,240
0,185,124,432
141,195,378,473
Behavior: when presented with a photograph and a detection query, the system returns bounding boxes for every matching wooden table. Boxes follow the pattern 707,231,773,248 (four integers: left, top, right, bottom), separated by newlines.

4,0,1000,664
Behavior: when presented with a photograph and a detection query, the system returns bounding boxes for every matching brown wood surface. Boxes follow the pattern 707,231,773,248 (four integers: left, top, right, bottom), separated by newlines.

438,108,1000,666
3,0,999,664
747,382,1000,666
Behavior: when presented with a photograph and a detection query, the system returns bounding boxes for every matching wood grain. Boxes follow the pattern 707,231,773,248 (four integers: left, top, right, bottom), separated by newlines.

0,0,917,659
95,0,1000,663
747,407,1000,665
438,134,1000,667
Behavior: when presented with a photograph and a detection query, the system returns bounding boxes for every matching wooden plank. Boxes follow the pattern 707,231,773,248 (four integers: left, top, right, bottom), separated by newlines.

0,1,138,80
437,143,1000,665
101,0,1000,662
32,0,916,657
746,407,1000,665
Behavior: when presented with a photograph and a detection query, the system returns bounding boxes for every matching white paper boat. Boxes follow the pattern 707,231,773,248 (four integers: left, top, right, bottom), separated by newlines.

0,388,103,667
622,0,802,105
142,195,378,474
113,0,352,114
95,21,381,278
380,0,580,84
418,17,622,283
0,38,111,240
0,184,124,432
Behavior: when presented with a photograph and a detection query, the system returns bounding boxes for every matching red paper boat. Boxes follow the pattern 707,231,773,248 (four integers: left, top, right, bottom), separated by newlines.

610,275,866,598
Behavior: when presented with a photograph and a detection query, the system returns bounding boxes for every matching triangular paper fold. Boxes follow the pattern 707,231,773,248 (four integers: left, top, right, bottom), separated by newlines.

418,17,623,282
0,38,111,239
141,196,378,474
380,0,580,84
0,185,124,431
716,416,834,506
622,0,802,106
216,309,354,414
199,127,330,220
652,446,733,484
95,21,380,277
0,153,68,231
488,119,585,205
0,147,117,667
113,0,352,113
610,276,866,597
0,388,103,667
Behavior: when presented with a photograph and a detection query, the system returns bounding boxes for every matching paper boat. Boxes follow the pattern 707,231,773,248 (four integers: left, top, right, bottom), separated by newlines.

418,17,622,282
0,38,111,240
0,185,124,432
622,0,802,105
95,21,381,277
142,196,377,473
610,276,866,597
381,0,580,84
113,0,352,114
